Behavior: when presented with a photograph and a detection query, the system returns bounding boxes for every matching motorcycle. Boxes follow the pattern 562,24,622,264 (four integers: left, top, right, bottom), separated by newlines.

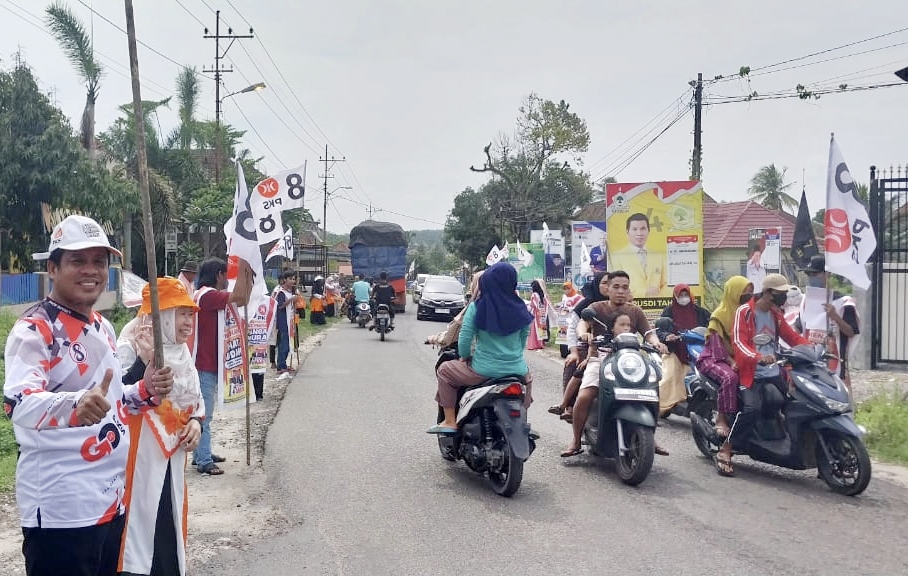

689,344,871,496
355,302,372,328
434,346,537,497
579,308,661,486
655,317,707,418
374,303,393,341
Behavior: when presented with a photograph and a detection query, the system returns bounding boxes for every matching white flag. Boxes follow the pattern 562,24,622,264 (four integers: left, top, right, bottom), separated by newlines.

120,270,148,308
517,240,534,268
250,163,306,245
542,221,551,239
265,226,294,262
501,242,510,262
824,136,876,289
225,161,269,306
485,244,501,266
408,260,416,276
580,240,592,274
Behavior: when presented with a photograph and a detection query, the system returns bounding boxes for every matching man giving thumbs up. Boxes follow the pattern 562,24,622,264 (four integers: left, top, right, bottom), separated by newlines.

3,215,173,576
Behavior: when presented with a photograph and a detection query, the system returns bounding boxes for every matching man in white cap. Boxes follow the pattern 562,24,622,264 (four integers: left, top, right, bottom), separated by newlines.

3,214,174,575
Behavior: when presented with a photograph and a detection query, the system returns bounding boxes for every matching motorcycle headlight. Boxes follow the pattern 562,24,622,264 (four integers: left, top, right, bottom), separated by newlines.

794,375,850,413
601,361,616,381
615,352,646,384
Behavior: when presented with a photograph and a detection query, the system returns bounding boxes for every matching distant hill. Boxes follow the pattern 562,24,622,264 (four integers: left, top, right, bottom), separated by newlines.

408,229,444,248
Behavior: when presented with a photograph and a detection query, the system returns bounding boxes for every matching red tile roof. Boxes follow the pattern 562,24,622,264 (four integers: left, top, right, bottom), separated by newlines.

702,199,797,249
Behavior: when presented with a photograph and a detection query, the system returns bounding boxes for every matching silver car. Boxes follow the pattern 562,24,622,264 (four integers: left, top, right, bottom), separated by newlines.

416,276,466,320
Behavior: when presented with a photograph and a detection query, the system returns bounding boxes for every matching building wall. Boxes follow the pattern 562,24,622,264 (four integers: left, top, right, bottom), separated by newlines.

703,248,747,286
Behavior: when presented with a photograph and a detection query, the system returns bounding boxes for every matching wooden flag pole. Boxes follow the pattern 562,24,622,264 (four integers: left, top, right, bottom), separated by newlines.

124,0,163,366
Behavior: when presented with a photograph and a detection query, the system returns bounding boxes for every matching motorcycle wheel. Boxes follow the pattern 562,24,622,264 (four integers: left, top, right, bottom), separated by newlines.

816,431,872,496
616,424,654,486
380,327,385,341
691,404,718,458
436,408,456,461
488,426,524,497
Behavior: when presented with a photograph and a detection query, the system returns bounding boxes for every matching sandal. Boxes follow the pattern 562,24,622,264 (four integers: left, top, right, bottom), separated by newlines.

559,412,573,424
560,447,584,458
655,444,670,456
715,423,730,439
714,453,734,477
547,405,565,415
198,463,224,476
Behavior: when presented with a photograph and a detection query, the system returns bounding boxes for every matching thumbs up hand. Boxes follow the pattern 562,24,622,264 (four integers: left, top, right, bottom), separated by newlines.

76,369,113,426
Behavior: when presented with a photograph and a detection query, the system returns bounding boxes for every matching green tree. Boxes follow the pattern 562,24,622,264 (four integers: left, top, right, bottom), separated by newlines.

748,164,797,212
168,66,201,150
813,182,870,225
45,2,103,157
0,62,127,267
470,94,594,241
443,187,500,268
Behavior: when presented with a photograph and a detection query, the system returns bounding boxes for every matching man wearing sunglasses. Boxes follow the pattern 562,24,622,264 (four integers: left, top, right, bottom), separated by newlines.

727,273,810,471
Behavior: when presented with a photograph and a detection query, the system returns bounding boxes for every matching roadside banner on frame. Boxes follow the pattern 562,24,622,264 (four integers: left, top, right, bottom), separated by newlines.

605,181,704,317
570,221,606,288
530,228,566,279
746,227,781,292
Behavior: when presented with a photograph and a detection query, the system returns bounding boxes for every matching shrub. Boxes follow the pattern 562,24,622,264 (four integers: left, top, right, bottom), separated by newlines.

855,389,908,465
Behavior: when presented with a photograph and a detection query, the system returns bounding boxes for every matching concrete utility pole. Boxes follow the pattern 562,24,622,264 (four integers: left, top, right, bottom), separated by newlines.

203,11,253,183
319,145,345,272
691,72,703,181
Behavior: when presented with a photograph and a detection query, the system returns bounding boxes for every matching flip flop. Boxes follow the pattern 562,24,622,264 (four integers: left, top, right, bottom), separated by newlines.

560,447,584,458
655,445,670,456
715,453,734,477
426,425,457,435
547,405,565,415
560,412,573,424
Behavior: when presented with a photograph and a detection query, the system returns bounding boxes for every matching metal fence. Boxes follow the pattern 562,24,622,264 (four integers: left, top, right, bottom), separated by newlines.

1,273,40,305
870,165,908,366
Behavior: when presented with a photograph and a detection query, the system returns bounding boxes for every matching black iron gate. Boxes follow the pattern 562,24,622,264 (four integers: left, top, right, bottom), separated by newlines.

869,165,908,367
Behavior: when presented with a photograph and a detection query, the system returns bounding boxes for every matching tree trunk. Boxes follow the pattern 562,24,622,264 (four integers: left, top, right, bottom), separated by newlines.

122,213,132,271
81,97,96,160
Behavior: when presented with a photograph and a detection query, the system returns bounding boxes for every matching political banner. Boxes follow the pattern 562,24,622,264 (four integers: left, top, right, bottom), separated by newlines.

219,304,255,409
249,163,307,245
247,297,277,375
120,270,148,308
606,181,704,318
530,228,566,280
570,221,606,288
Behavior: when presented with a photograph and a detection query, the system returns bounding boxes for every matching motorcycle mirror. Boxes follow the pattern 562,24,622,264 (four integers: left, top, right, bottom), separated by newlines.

654,317,675,331
580,308,596,321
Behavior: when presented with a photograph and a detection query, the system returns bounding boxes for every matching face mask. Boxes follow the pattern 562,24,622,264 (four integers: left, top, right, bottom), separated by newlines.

676,295,691,306
807,275,825,288
739,294,752,305
771,291,788,307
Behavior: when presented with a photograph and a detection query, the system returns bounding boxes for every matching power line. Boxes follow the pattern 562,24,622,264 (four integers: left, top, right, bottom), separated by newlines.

703,81,908,105
173,0,206,27
223,98,287,167
604,108,691,178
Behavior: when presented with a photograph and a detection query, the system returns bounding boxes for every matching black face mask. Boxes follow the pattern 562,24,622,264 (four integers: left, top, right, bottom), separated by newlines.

770,291,788,307
739,294,752,305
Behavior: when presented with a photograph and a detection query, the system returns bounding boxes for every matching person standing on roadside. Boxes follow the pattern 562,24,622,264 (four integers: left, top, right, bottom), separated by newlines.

176,260,197,296
191,257,253,476
3,215,173,576
272,271,298,378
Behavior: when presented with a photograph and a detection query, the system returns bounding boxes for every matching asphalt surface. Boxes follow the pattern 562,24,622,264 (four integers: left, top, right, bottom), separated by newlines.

199,313,908,576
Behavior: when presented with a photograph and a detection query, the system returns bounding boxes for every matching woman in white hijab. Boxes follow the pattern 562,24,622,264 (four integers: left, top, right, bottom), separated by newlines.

117,278,204,576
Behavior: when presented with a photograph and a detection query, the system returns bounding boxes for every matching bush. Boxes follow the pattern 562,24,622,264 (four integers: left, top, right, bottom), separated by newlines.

855,389,908,465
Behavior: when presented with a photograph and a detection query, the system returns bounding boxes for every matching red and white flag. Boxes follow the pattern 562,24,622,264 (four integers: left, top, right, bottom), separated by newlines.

265,226,294,262
824,136,876,289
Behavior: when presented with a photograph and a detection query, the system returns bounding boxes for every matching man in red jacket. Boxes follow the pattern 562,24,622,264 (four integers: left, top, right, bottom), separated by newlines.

723,273,809,475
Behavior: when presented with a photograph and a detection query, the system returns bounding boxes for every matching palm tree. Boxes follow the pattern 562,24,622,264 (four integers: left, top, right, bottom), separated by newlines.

45,2,103,158
748,164,798,212
167,66,201,150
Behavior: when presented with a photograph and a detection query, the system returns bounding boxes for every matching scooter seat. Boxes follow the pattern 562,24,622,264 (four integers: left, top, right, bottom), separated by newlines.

466,375,525,390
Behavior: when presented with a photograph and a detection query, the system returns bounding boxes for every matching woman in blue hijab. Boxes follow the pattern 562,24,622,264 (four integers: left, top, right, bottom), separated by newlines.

428,262,535,434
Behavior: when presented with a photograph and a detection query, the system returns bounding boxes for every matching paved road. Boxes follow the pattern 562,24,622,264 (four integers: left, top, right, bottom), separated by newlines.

199,313,908,576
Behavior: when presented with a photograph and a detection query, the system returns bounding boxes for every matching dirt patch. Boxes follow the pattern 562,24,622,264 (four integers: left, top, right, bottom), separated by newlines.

0,331,330,574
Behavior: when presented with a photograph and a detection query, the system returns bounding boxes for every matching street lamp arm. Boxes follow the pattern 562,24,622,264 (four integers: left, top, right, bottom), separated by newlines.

220,82,266,103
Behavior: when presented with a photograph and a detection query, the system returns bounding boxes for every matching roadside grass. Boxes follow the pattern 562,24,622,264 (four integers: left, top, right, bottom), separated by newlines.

855,389,908,466
1,311,17,491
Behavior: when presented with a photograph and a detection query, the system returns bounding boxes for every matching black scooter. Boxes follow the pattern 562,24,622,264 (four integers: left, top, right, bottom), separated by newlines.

580,308,661,486
689,344,871,496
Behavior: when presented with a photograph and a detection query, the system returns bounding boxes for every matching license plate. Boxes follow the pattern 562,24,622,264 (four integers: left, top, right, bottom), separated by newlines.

377,312,390,319
435,308,450,314
613,387,659,402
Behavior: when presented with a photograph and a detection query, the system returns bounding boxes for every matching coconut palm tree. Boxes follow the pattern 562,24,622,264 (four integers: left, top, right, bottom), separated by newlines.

45,2,103,157
748,164,798,212
167,66,201,150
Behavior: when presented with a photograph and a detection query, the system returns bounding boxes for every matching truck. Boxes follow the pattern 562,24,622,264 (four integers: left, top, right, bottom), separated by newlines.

349,220,408,313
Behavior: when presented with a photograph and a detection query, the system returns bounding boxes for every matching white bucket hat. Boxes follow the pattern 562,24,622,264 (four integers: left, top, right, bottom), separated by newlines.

33,214,122,261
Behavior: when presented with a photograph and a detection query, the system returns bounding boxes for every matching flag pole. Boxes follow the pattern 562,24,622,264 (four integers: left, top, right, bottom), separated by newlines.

124,0,163,367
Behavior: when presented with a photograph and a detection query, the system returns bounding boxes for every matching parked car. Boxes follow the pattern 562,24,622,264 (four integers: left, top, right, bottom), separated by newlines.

412,274,429,304
417,276,466,321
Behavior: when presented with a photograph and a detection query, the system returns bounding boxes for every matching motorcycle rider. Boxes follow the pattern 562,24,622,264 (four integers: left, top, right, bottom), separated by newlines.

560,270,668,457
370,271,397,328
723,273,810,476
351,274,371,311
657,284,710,415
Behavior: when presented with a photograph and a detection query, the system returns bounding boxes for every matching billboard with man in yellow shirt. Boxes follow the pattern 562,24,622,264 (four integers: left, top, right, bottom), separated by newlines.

606,181,704,317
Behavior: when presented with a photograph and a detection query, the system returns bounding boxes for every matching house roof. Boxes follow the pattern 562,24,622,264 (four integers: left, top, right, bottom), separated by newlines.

574,198,798,249
702,199,797,249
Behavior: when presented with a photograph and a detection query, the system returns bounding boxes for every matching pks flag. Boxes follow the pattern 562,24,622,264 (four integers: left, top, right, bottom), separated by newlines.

542,221,551,239
485,244,502,266
516,240,534,268
408,259,416,277
225,161,269,306
790,190,819,269
265,227,294,262
580,241,592,274
250,163,307,244
824,136,876,289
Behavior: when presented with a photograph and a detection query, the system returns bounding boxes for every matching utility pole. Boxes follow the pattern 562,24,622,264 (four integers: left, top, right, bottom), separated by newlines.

319,144,345,273
203,11,253,183
691,72,703,181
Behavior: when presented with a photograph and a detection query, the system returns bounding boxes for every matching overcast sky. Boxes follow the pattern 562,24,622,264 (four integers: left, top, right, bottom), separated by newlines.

2,0,907,235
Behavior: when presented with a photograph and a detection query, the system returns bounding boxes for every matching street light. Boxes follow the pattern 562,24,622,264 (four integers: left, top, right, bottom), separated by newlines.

215,82,266,182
